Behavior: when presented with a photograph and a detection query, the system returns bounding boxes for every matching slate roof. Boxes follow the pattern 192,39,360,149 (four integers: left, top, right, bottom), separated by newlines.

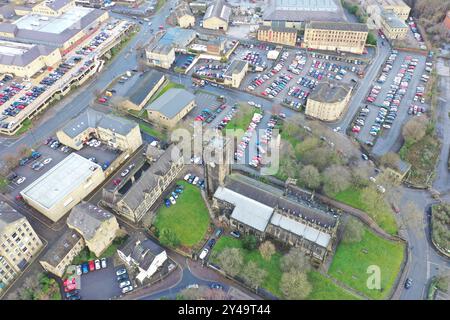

40,230,82,267
119,232,165,270
309,80,351,103
0,201,24,233
0,42,57,67
145,88,195,119
67,202,115,240
125,70,165,106
307,21,368,32
224,59,247,77
204,0,231,22
60,108,138,138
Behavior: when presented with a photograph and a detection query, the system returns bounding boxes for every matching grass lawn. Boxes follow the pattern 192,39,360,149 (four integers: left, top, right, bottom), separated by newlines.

226,105,257,138
139,122,166,140
328,226,405,300
151,81,185,102
156,0,166,11
334,187,398,235
154,180,210,247
307,271,360,300
15,119,32,136
210,236,283,297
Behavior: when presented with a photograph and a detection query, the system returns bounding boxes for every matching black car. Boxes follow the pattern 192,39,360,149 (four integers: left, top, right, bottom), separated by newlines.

404,278,412,289
207,239,216,249
117,274,129,282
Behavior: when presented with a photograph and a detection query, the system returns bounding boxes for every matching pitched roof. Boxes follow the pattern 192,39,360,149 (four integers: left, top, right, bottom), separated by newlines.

119,232,165,270
0,41,58,67
309,80,351,103
125,70,165,106
60,108,138,138
174,1,194,19
45,0,72,11
40,230,83,267
263,0,345,22
67,202,115,240
145,88,195,119
0,201,24,233
204,0,231,22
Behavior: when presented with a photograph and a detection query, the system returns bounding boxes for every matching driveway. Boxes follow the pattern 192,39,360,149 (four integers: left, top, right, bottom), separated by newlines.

79,258,123,300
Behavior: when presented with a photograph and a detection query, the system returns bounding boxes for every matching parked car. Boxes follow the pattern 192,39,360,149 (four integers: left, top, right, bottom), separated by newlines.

122,285,133,294
119,280,131,289
207,238,216,249
88,260,95,272
94,259,101,270
199,248,209,260
82,263,89,274
101,258,107,269
230,230,241,238
210,283,224,290
116,268,127,276
117,274,129,282
214,228,223,238
404,278,412,289
76,265,82,276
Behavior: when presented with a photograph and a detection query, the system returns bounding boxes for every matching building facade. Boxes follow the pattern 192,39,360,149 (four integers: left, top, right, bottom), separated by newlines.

67,202,119,257
39,230,85,278
203,0,231,31
303,21,368,55
305,80,352,121
0,202,43,293
224,59,248,88
174,1,195,28
257,25,297,46
379,10,408,40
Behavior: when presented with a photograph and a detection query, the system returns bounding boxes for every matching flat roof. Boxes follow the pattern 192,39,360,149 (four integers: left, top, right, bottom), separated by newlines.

309,80,351,103
263,0,346,22
214,186,274,232
158,27,196,48
381,9,408,28
224,59,247,77
0,39,57,66
21,153,102,209
307,21,368,32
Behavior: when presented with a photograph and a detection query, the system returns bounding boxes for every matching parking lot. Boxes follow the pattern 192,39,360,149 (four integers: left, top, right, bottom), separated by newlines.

350,50,428,155
240,48,366,109
78,258,124,300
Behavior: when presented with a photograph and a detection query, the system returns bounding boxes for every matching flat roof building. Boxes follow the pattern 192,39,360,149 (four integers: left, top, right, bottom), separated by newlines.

20,153,105,222
305,80,352,121
0,39,61,78
380,9,408,40
263,0,346,29
39,230,85,278
203,0,232,31
224,59,248,88
0,201,43,293
146,88,196,128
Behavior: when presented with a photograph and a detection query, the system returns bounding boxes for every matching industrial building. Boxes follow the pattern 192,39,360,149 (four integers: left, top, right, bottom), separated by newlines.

39,230,85,278
121,70,167,111
224,59,248,88
305,80,352,121
0,40,61,78
56,108,143,153
257,25,297,46
0,201,43,294
364,0,410,33
146,88,196,128
379,9,408,40
67,202,120,257
0,5,109,54
102,144,185,223
262,0,346,29
20,153,105,222
212,174,338,263
203,0,232,31
303,21,368,55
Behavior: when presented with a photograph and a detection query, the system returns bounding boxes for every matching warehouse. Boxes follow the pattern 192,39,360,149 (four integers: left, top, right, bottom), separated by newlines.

203,0,232,31
0,40,61,78
0,6,109,52
224,59,248,88
20,153,105,222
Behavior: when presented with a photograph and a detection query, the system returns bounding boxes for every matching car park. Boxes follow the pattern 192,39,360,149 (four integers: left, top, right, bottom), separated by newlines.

116,268,127,276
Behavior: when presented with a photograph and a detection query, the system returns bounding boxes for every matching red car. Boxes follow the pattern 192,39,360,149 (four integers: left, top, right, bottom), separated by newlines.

112,178,121,186
64,283,77,292
88,260,95,272
98,98,107,103
63,278,76,287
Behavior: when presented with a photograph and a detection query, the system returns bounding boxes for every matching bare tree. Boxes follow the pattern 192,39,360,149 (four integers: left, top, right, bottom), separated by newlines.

379,152,400,170
298,165,321,190
280,270,312,300
322,165,351,196
2,154,18,172
18,145,31,158
240,261,267,290
280,247,311,273
402,116,428,144
217,248,244,277
259,241,276,261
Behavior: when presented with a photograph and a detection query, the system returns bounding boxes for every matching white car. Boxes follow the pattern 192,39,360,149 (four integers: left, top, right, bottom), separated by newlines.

122,285,133,294
119,280,131,289
199,248,209,260
187,284,199,289
121,169,129,177
94,259,101,270
76,265,82,276
184,174,191,181
16,177,26,184
169,196,176,205
192,176,199,185
101,258,107,269
43,158,52,165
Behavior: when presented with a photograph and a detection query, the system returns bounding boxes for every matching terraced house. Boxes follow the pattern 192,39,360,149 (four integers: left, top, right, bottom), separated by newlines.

102,144,185,223
0,202,43,294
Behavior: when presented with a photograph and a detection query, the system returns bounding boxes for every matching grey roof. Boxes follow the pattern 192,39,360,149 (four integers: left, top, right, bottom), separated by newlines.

40,230,82,267
381,9,408,28
0,201,24,233
67,202,115,240
0,9,105,47
224,59,247,77
0,5,16,19
174,1,194,19
307,21,368,32
214,186,274,232
45,0,72,11
119,232,164,270
61,108,138,139
263,0,345,22
258,24,297,34
309,80,351,103
0,42,58,67
125,70,165,106
204,0,231,22
146,88,195,119
224,174,337,227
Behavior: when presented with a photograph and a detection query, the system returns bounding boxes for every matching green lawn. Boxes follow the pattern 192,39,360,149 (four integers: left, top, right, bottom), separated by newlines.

15,119,32,136
211,236,360,299
139,122,166,140
151,81,185,102
328,226,405,300
226,106,257,138
154,180,210,247
334,187,398,235
307,271,360,300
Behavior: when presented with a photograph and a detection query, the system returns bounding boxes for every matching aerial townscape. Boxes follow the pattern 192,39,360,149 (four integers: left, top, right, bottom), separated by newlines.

0,0,448,303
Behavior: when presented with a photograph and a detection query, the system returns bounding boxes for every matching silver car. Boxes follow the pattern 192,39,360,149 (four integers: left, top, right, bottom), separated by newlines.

119,280,131,289
121,285,133,294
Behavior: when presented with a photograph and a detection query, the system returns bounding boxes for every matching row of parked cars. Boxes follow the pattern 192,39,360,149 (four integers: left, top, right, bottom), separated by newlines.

116,268,134,294
261,73,293,99
235,112,263,162
287,52,307,75
164,183,185,207
240,50,266,69
76,258,107,275
194,63,226,80
183,174,205,189
76,30,111,56
216,104,238,131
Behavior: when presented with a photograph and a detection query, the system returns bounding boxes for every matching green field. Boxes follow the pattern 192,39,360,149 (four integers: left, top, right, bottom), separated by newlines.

212,236,360,299
15,119,32,136
334,187,398,235
139,122,166,140
226,106,256,136
154,180,210,247
151,81,185,102
328,226,405,300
